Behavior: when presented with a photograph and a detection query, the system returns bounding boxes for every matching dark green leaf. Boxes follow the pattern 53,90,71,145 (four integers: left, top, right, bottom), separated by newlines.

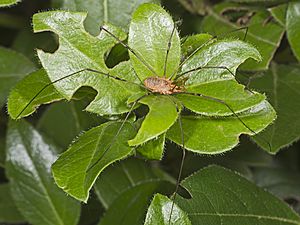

144,194,192,225
5,120,80,225
174,166,300,225
128,3,181,81
7,69,63,119
0,137,5,168
0,183,24,223
94,159,174,225
0,47,35,107
167,101,276,153
286,2,300,61
52,121,136,202
128,95,178,146
249,64,300,153
269,3,287,27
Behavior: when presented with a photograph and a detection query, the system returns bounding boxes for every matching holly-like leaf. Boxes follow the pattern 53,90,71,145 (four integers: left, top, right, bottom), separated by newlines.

128,95,178,146
94,159,174,225
167,101,276,153
165,166,300,225
8,69,63,119
5,120,80,225
0,0,21,7
201,3,285,70
0,183,24,223
128,3,181,81
249,64,300,153
0,47,35,107
52,121,136,202
53,0,160,35
33,11,143,116
286,2,300,61
144,194,192,225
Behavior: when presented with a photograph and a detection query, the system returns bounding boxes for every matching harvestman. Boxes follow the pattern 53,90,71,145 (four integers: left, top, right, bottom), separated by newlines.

16,22,269,223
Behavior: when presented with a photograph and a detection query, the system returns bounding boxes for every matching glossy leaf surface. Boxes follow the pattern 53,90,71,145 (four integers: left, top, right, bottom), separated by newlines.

52,121,136,202
174,166,300,225
286,2,300,61
128,3,181,81
145,194,191,225
5,121,80,225
167,101,276,153
95,159,174,225
0,47,35,107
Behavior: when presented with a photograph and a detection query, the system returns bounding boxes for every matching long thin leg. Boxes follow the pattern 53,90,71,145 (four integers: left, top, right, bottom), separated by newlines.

168,101,186,224
100,26,158,77
173,91,272,151
86,93,149,172
163,24,176,78
16,68,146,119
169,27,249,80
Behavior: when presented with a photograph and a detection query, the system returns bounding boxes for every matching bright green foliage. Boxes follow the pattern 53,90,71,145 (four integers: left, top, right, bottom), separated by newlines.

136,133,166,160
249,64,300,153
0,184,24,223
145,194,192,225
5,120,80,225
148,166,300,225
128,3,181,80
167,101,276,153
95,159,174,225
8,69,63,119
52,121,136,202
287,2,300,61
0,47,35,107
269,3,287,26
0,0,21,7
201,3,285,70
128,95,178,146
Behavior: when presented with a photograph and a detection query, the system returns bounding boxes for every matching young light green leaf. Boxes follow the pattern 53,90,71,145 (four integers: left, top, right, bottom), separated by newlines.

128,95,178,146
95,159,174,225
52,121,136,202
181,39,262,85
5,120,80,225
0,0,21,7
128,3,181,81
7,69,63,119
167,101,276,153
33,11,143,115
287,2,300,61
144,194,192,225
176,80,265,116
201,3,285,70
175,165,300,225
249,64,300,153
0,47,35,107
54,0,160,35
0,183,24,223
137,133,166,160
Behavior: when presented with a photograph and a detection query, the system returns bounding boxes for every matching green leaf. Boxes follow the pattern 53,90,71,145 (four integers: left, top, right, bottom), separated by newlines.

0,137,5,167
52,121,136,202
33,11,143,115
167,101,276,153
7,69,63,119
128,3,181,81
269,3,287,27
0,0,21,7
249,64,300,153
287,2,300,61
37,101,104,149
144,194,192,225
0,183,24,223
5,120,80,225
128,95,178,146
137,133,166,160
201,3,285,70
94,159,174,225
176,80,265,116
54,0,160,35
181,34,212,58
181,39,261,84
0,47,35,107
175,166,300,225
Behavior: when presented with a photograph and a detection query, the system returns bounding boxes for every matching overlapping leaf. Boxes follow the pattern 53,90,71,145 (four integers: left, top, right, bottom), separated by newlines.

0,0,21,7
287,2,300,61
